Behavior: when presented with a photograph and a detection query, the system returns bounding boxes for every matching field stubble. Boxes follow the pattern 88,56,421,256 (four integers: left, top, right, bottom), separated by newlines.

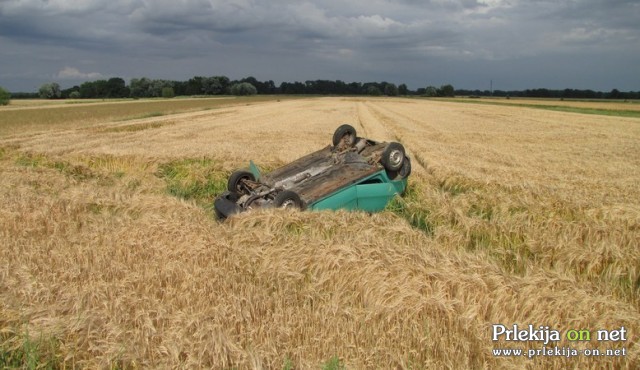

1,97,638,368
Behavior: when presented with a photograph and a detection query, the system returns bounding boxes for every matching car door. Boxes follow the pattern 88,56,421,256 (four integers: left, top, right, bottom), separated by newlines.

311,185,358,211
355,179,398,212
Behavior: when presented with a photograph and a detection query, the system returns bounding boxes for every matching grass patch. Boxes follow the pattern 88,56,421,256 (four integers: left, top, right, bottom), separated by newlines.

0,329,60,369
386,185,435,236
285,221,306,236
156,157,228,206
438,98,640,118
14,152,47,168
467,203,494,221
438,176,473,196
535,105,640,118
282,357,294,370
116,111,165,122
15,152,95,181
99,120,174,133
321,356,345,370
467,228,492,251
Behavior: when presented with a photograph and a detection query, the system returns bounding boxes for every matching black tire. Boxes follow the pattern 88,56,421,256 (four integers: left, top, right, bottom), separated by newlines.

274,190,304,209
227,170,255,194
387,156,412,180
380,142,405,172
332,124,357,147
398,156,412,178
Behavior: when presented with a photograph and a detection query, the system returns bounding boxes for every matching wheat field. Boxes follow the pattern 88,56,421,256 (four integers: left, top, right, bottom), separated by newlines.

1,97,638,369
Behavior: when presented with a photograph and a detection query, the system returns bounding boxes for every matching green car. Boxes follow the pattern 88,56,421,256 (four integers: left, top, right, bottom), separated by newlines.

214,124,411,219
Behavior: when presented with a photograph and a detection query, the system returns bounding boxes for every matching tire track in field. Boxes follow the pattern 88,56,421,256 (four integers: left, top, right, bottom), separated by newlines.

363,101,499,177
85,108,239,133
357,101,428,173
10,101,299,157
364,100,478,175
354,102,393,142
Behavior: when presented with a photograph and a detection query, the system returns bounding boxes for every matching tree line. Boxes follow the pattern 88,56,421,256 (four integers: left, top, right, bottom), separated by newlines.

456,88,640,100
31,77,421,99
4,76,638,100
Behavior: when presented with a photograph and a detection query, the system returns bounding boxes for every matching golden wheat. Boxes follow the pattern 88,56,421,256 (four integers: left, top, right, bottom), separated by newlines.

1,97,638,369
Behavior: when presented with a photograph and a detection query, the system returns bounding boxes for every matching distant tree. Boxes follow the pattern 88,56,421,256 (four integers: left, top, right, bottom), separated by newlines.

171,80,187,96
6,92,38,99
93,80,109,97
130,78,152,98
215,76,230,93
106,77,129,98
367,86,382,96
280,81,306,94
79,79,122,99
69,91,81,99
128,78,172,98
384,83,399,96
239,76,274,94
525,88,551,98
79,81,98,98
266,80,277,94
608,89,621,99
230,82,257,96
348,82,362,94
184,76,204,95
398,84,408,96
39,82,62,99
150,80,170,97
0,86,10,105
202,76,229,95
438,84,455,97
334,80,347,94
424,86,437,97
250,79,276,94
162,87,175,98
61,85,80,99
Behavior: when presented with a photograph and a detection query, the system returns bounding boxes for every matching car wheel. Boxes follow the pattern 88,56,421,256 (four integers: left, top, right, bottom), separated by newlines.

381,142,405,172
332,124,357,147
227,170,255,194
387,156,412,180
399,156,412,178
274,190,304,209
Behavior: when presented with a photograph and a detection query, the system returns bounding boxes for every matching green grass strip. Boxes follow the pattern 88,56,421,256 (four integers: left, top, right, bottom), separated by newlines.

437,98,640,118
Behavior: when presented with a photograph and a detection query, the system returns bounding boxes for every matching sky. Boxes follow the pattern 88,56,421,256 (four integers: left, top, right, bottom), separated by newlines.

1,0,639,92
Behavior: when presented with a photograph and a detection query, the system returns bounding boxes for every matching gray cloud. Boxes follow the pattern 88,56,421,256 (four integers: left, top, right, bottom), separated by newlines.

0,0,638,91
56,67,104,80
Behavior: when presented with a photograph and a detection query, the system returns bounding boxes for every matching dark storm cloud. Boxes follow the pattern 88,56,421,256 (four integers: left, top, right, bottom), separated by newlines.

0,0,638,91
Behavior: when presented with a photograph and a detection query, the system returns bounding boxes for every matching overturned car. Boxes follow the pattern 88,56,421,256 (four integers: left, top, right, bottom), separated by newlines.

214,124,411,220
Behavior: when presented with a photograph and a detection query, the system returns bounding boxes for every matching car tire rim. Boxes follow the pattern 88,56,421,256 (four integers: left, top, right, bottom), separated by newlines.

281,199,296,208
389,149,404,167
343,134,354,146
236,177,248,192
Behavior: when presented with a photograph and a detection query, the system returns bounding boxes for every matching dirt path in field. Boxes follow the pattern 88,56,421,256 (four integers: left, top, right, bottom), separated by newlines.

354,101,428,173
